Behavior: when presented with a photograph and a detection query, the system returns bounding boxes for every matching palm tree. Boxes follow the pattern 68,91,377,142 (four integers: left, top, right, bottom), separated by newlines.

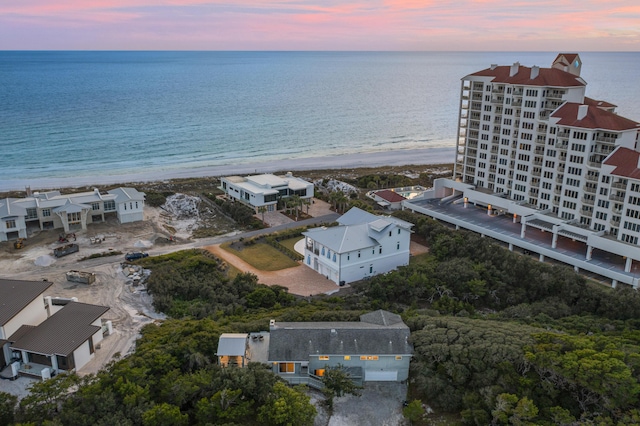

289,195,302,220
257,206,267,224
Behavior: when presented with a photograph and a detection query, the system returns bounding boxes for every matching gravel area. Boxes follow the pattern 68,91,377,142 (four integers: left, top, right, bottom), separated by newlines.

324,382,408,426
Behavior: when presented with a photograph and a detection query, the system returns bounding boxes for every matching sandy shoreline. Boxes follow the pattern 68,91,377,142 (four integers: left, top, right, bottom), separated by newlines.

1,147,455,192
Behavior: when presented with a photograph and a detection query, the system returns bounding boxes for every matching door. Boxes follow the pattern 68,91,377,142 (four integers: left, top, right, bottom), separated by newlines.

365,370,398,381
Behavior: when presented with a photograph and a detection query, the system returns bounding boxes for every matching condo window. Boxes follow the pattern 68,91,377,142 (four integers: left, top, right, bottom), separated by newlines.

42,209,51,217
5,219,16,229
344,356,351,361
104,201,115,211
91,202,100,211
279,363,295,373
319,356,329,361
68,212,81,223
395,356,402,360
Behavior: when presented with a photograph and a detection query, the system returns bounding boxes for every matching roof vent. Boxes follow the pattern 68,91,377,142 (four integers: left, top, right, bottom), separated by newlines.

510,62,520,77
577,105,589,121
269,319,275,328
331,329,337,336
530,66,540,80
490,64,498,70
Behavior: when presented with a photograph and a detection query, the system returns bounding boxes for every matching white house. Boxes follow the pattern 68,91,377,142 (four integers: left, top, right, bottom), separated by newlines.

0,187,145,241
302,207,413,285
219,173,313,212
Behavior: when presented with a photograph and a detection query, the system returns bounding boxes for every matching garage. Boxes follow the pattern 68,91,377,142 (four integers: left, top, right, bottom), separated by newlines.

365,370,398,382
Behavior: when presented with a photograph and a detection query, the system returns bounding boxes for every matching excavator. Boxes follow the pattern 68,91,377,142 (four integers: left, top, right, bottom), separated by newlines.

14,238,26,249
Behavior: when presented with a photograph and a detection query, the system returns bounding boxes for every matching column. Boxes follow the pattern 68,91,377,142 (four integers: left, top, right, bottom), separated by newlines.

612,280,618,289
552,233,558,249
520,222,526,239
539,254,545,262
51,355,59,372
487,204,492,216
508,243,513,251
586,246,593,261
464,197,468,208
625,257,633,273
513,214,517,223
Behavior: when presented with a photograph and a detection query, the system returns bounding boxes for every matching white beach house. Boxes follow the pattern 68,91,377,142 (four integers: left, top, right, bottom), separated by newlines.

0,187,145,241
302,207,413,285
219,173,313,212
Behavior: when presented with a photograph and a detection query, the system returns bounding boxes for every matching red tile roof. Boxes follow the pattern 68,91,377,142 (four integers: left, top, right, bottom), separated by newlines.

551,103,639,131
375,190,406,203
554,53,579,66
469,65,585,87
584,97,617,109
603,147,640,180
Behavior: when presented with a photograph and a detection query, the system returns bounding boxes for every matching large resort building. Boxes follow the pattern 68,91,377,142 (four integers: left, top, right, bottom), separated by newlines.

405,53,640,288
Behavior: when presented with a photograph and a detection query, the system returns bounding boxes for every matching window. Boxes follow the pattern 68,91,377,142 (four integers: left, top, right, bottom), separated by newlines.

319,356,329,361
397,242,400,250
26,208,37,219
379,247,382,254
359,356,379,361
395,356,403,360
68,212,81,223
91,202,100,211
5,219,16,229
104,200,115,211
42,208,51,217
397,228,401,235
344,356,351,361
279,363,295,373
388,230,392,237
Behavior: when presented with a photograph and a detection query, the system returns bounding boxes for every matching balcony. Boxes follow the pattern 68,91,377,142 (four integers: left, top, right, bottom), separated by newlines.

587,161,601,169
557,131,570,138
557,143,568,151
556,177,564,184
546,91,565,100
581,197,594,206
512,99,522,107
491,97,504,104
513,89,523,96
492,86,504,94
595,135,617,144
582,186,596,194
610,218,620,228
532,170,541,177
611,182,627,190
609,194,625,202
585,174,598,182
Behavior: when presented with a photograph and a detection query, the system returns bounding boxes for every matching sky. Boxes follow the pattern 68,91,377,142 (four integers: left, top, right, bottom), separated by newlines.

1,1,639,51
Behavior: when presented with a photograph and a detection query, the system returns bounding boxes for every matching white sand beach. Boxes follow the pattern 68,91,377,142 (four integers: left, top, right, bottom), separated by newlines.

1,147,455,192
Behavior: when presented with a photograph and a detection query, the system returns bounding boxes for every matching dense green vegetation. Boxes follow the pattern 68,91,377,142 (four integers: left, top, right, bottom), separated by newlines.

4,210,640,425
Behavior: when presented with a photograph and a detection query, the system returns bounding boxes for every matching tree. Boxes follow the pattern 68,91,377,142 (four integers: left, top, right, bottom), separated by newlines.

403,400,424,425
289,195,302,220
321,364,362,410
19,372,81,423
258,206,267,224
0,392,17,426
142,403,188,426
195,388,253,424
258,382,316,426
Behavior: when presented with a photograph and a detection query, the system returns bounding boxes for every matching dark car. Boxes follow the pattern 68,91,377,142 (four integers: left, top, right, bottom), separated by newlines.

125,252,149,261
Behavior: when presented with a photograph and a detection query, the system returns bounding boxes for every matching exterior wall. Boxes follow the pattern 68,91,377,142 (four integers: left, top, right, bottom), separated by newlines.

0,217,27,241
73,340,93,372
1,297,47,340
91,320,105,346
117,200,144,224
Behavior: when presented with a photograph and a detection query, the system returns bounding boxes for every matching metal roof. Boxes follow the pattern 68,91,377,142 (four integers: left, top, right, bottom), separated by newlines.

108,187,146,203
0,279,52,326
304,224,379,253
11,302,109,356
217,333,248,356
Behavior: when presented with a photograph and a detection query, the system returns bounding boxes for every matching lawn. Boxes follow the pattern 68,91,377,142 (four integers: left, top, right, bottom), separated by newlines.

221,241,299,271
279,236,304,253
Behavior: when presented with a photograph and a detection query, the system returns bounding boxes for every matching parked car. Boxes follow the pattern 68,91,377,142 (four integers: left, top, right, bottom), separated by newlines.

125,252,149,261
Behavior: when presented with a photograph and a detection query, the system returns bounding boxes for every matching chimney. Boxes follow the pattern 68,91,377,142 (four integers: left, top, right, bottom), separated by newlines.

25,186,32,197
509,62,520,77
530,66,539,79
490,64,498,70
577,105,589,120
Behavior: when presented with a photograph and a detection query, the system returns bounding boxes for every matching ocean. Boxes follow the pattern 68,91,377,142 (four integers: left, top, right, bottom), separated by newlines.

1,51,639,189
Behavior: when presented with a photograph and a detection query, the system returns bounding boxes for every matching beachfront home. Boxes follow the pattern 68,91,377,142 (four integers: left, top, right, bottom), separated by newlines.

0,279,111,379
302,207,413,285
0,187,145,241
268,310,413,387
219,173,313,212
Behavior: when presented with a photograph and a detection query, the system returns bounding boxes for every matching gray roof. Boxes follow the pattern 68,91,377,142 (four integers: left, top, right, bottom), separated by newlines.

11,302,109,356
0,198,27,219
268,311,412,361
7,324,36,342
339,207,414,230
304,223,379,253
217,333,248,356
107,187,146,203
0,279,52,326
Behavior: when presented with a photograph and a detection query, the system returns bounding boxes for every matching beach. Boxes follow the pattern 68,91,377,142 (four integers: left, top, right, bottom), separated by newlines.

0,147,455,192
